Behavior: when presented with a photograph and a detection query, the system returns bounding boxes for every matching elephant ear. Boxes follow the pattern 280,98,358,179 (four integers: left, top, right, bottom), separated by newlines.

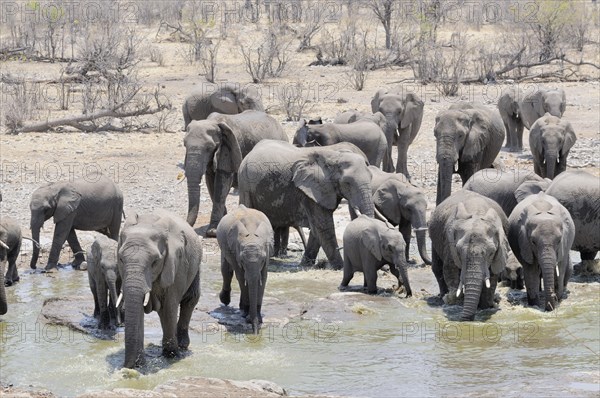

461,110,487,162
292,154,338,210
255,221,275,257
559,89,567,115
400,93,424,130
294,120,308,146
53,186,81,223
561,122,577,156
162,231,186,288
483,209,509,276
514,179,549,203
373,180,401,225
371,89,387,113
360,226,383,261
211,87,237,113
215,122,243,173
517,210,534,265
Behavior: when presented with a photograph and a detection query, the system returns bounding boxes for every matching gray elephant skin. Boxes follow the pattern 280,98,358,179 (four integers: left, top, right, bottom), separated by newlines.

497,86,525,151
334,110,387,131
546,171,600,264
370,89,424,174
217,205,273,333
117,210,202,368
238,140,375,270
529,113,576,179
464,169,550,216
429,190,509,321
519,87,566,129
340,215,411,296
293,119,387,167
29,173,123,271
508,192,575,311
368,166,431,265
434,102,505,205
87,234,121,330
184,110,287,236
0,216,22,315
182,83,264,129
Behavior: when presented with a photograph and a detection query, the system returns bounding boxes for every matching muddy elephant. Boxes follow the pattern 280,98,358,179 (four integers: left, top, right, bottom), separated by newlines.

546,171,600,267
497,86,525,151
529,113,576,179
0,216,22,287
371,89,424,175
429,190,509,321
519,87,566,129
340,215,411,296
117,210,202,368
292,119,387,167
182,83,264,129
334,110,387,130
29,173,123,271
368,166,431,265
464,169,550,216
87,235,121,330
238,140,375,270
217,205,273,333
184,110,287,236
434,102,505,205
508,192,575,311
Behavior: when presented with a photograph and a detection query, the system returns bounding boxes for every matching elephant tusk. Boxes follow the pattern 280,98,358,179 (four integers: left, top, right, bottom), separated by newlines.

353,207,362,216
116,293,123,308
485,278,491,289
456,282,462,298
374,207,394,229
413,227,429,232
22,237,41,248
556,266,560,277
0,240,8,250
143,292,150,306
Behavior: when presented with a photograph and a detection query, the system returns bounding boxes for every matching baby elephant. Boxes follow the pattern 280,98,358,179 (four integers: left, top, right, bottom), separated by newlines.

0,217,22,287
217,205,274,334
87,235,121,329
340,215,411,297
508,192,575,312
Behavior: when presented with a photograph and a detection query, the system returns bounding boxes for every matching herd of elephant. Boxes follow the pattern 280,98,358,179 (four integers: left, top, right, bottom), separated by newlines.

0,83,598,369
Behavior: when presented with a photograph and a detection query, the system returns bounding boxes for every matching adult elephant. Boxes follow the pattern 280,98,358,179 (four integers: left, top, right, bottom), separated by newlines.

117,210,202,369
184,110,287,236
497,86,525,151
334,110,387,131
367,166,431,265
529,114,576,179
464,169,550,216
429,190,509,321
519,87,566,129
182,83,264,129
29,174,123,271
546,171,600,267
371,89,424,175
238,140,375,270
292,119,387,167
434,102,505,205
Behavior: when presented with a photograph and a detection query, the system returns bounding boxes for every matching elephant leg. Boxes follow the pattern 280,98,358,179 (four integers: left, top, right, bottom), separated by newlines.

523,263,541,307
516,121,524,150
206,164,216,202
479,274,498,309
207,170,233,237
458,162,479,186
361,251,378,294
300,228,320,267
177,272,200,350
556,157,568,176
96,278,110,329
395,127,411,179
382,139,394,173
533,160,542,178
274,227,289,257
398,221,412,262
236,270,250,316
46,221,74,270
581,251,598,262
108,210,122,240
503,120,512,148
66,229,85,269
219,254,233,306
303,202,343,270
431,248,448,297
257,266,267,324
89,278,100,318
159,301,180,357
340,248,354,289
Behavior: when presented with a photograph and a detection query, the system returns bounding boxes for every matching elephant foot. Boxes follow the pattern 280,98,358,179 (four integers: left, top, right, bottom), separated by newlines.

177,328,190,350
338,284,350,292
205,227,217,238
162,346,180,358
299,256,316,268
4,279,13,287
219,290,231,306
44,263,59,271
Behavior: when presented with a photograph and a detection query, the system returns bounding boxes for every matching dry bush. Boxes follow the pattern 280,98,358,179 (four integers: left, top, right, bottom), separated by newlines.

148,45,166,66
239,28,293,83
3,77,43,132
295,0,325,51
318,21,359,65
199,39,221,83
276,82,315,121
346,32,372,91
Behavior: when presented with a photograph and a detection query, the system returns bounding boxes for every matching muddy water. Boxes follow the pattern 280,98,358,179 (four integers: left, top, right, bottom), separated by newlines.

1,253,599,397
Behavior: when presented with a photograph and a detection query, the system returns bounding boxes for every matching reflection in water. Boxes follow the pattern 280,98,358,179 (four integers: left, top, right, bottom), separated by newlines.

0,259,598,397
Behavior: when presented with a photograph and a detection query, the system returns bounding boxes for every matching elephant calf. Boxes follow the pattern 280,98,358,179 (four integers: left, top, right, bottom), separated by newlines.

340,215,411,296
529,114,576,179
217,205,273,334
0,216,22,287
87,235,121,330
508,192,575,311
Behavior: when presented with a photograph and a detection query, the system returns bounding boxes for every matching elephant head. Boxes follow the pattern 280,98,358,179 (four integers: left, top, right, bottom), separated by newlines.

538,88,566,117
293,120,330,147
529,114,576,179
117,214,187,368
376,93,424,148
29,182,80,269
231,85,264,113
184,121,243,226
91,236,120,325
448,203,509,321
372,179,431,265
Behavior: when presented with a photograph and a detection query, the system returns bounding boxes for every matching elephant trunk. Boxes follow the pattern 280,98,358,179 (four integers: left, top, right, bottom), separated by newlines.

246,269,262,334
29,218,43,269
411,212,431,265
351,185,375,218
106,270,120,324
394,254,412,298
0,260,7,315
436,159,455,205
545,151,558,179
185,152,208,226
460,263,484,321
123,277,148,368
539,247,558,311
382,115,397,172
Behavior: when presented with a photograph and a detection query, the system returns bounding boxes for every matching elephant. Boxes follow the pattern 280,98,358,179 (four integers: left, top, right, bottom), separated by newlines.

238,140,375,270
117,210,202,368
340,215,411,296
367,166,431,265
370,89,424,175
29,173,123,271
464,169,551,217
501,252,525,290
434,102,505,205
508,192,575,311
546,171,600,267
87,234,121,330
292,119,388,167
519,87,566,130
182,83,264,129
429,190,509,321
184,110,287,236
529,113,577,179
334,110,387,131
497,86,525,151
217,205,273,333
0,216,22,286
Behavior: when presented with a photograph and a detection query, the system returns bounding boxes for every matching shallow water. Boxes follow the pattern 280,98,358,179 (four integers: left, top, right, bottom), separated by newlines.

1,254,599,397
